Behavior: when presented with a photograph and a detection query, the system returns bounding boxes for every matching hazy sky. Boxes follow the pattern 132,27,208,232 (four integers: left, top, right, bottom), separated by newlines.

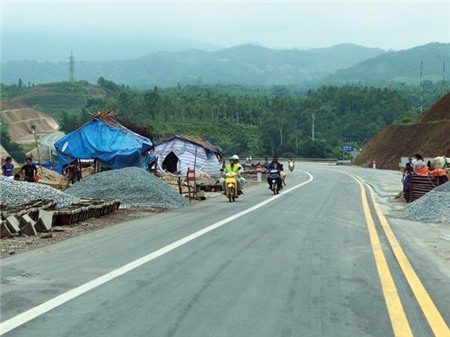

2,0,450,55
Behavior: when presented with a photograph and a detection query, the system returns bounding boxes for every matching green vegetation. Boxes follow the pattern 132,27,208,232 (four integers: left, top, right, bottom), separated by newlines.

1,78,448,158
327,43,450,86
0,81,106,120
0,121,26,162
83,79,426,157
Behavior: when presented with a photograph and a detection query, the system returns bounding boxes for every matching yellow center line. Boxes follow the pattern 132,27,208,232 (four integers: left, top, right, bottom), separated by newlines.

349,174,413,337
364,180,450,337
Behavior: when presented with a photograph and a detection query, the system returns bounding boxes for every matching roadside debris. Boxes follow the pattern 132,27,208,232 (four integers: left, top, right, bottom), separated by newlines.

1,175,80,207
65,167,189,209
402,182,450,223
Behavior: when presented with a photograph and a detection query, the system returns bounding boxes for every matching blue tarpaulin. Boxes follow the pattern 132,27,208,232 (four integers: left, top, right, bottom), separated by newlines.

54,118,153,169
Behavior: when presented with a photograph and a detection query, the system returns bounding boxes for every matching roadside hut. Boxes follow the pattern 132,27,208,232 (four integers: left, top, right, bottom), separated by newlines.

154,135,223,178
54,112,153,170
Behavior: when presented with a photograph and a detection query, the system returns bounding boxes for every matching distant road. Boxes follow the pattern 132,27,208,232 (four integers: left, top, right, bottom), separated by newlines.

39,131,65,149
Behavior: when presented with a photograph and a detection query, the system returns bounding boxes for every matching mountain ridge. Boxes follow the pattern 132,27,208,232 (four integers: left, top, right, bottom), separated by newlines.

1,43,386,88
2,43,448,89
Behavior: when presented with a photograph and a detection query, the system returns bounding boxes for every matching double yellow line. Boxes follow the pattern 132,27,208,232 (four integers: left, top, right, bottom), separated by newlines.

349,173,449,337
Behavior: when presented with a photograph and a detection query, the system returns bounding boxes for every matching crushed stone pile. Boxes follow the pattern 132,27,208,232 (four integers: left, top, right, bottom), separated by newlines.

65,167,189,209
0,176,80,208
402,181,450,223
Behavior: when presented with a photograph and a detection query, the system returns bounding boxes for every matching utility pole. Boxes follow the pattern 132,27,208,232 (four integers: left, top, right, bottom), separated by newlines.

31,125,43,172
419,60,423,114
443,58,446,90
311,110,316,141
69,50,75,82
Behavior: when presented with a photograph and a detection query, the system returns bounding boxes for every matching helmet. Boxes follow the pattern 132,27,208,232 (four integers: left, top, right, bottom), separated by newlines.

232,155,239,160
229,156,236,161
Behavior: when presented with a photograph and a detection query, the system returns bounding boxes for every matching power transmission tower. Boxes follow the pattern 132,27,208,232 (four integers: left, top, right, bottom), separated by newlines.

419,60,423,113
69,50,75,82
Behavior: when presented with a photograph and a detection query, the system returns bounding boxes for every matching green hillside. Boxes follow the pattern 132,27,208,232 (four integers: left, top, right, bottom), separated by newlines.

2,78,447,158
0,81,107,120
326,43,449,85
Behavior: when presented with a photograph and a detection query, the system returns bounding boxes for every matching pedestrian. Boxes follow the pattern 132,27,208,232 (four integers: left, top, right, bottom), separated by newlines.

412,153,429,176
402,162,413,202
2,157,14,178
401,157,413,183
20,158,38,182
64,161,82,185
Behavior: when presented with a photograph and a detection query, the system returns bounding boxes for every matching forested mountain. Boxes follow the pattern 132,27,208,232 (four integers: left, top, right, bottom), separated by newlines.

3,77,450,159
324,43,450,86
1,44,385,88
5,79,446,158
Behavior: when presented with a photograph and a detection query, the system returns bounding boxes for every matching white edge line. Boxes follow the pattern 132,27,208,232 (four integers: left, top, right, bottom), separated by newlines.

0,172,314,334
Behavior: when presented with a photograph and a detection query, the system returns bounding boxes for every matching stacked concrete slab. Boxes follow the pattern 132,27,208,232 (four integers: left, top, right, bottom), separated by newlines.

0,198,121,239
53,199,121,226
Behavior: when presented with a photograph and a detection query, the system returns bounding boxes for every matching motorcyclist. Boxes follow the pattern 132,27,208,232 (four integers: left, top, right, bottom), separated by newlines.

267,156,285,189
221,155,245,194
288,158,295,171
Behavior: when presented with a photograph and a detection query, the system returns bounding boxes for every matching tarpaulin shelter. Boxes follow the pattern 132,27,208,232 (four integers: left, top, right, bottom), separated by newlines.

154,135,223,178
54,112,153,169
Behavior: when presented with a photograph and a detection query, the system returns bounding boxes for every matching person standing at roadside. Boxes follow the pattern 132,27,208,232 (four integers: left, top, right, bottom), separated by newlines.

412,153,429,175
401,156,413,183
2,157,14,178
20,158,38,182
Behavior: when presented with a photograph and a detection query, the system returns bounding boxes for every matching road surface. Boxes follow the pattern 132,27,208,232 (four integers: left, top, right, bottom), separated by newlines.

1,164,449,337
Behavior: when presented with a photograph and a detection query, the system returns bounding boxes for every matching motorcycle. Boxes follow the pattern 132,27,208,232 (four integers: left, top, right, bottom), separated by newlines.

288,161,295,172
224,172,239,202
268,169,282,195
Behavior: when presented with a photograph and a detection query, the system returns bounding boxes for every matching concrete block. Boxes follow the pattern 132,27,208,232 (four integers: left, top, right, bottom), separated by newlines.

35,210,54,232
1,221,13,238
196,190,206,200
18,222,38,236
19,214,35,229
5,216,20,233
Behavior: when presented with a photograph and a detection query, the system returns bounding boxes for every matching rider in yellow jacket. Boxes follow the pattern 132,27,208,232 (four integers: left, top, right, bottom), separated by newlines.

221,155,245,194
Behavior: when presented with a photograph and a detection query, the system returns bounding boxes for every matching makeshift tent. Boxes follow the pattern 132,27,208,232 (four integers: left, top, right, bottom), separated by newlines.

154,135,222,178
54,114,153,169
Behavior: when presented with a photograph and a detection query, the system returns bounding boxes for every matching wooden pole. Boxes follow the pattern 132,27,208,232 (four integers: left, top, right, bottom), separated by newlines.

32,127,43,173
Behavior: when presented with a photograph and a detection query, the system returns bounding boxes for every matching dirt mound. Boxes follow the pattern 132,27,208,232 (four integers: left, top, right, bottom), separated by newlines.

354,92,450,170
0,100,59,144
419,92,450,123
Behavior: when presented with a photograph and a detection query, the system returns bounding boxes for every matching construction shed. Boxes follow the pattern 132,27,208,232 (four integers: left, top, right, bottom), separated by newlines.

154,135,223,178
54,112,153,169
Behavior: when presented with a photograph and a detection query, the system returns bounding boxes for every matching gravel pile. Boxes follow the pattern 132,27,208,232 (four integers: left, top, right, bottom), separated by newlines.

0,176,80,208
402,181,450,223
66,167,189,209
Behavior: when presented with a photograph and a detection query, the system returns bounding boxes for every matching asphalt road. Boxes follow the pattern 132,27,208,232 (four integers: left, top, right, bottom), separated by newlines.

39,131,65,149
1,164,449,337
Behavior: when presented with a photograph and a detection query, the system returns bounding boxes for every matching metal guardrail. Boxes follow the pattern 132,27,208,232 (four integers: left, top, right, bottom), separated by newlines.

243,157,339,164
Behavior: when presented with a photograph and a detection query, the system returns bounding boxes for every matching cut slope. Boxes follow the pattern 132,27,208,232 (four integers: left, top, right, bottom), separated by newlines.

354,91,450,169
0,100,59,144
